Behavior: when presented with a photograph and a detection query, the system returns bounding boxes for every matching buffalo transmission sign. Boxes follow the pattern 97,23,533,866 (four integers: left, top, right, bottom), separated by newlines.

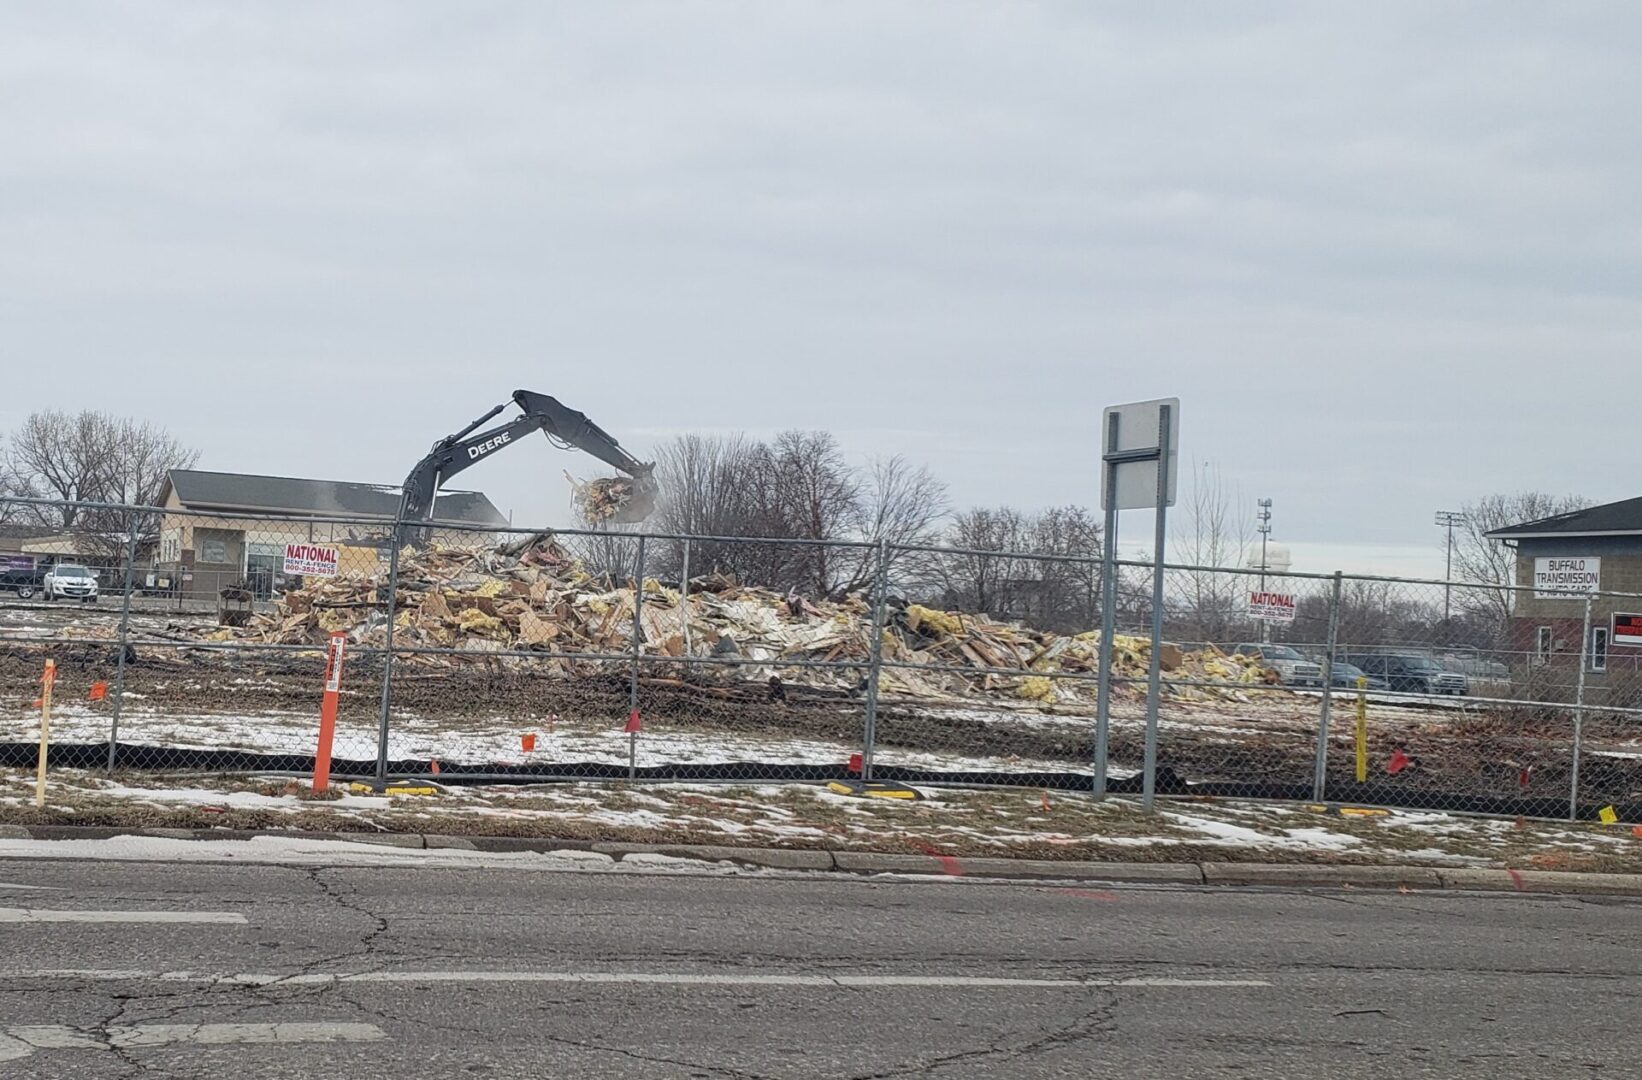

1533,557,1600,600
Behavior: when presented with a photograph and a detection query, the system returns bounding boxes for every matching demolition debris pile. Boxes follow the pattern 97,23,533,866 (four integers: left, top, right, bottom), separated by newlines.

229,534,1277,707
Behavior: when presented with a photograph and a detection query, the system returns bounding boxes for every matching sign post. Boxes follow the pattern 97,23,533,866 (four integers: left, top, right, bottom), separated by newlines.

35,660,55,808
313,632,347,794
1093,398,1178,811
1354,676,1369,784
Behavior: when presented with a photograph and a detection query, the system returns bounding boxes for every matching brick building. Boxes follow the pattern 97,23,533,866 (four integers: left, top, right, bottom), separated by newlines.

1487,497,1642,688
154,469,506,600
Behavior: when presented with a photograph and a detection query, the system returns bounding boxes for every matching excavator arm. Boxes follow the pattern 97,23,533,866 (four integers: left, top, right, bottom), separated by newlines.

400,390,656,523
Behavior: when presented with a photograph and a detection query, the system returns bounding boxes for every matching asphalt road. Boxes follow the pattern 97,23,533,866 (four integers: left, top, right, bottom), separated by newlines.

1,855,1639,1078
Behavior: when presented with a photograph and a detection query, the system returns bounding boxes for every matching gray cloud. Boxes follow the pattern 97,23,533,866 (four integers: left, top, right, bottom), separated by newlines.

3,2,1637,575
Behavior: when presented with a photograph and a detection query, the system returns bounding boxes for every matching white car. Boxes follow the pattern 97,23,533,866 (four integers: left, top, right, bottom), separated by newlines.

44,563,99,603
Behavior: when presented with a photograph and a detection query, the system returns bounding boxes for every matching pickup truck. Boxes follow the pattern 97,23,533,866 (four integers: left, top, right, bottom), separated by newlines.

1344,652,1469,696
1234,642,1326,688
0,558,45,599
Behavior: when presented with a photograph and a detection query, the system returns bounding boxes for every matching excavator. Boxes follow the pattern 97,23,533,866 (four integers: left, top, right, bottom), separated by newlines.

399,390,658,525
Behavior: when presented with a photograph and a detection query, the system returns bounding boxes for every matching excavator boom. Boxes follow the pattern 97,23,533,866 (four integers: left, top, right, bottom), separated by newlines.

400,390,656,524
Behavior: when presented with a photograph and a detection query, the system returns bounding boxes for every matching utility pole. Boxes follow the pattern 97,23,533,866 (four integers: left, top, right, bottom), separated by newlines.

1256,499,1273,591
1435,510,1468,625
1256,498,1273,643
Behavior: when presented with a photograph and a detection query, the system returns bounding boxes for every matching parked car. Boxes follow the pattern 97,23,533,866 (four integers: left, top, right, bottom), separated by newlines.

43,563,99,603
1234,643,1325,688
0,558,44,599
1326,660,1390,692
1344,652,1467,696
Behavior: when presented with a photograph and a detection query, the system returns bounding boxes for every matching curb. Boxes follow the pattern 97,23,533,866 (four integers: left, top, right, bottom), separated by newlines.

1,826,1640,896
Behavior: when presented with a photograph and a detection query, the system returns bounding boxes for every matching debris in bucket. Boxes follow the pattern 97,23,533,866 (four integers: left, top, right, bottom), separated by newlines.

569,472,647,525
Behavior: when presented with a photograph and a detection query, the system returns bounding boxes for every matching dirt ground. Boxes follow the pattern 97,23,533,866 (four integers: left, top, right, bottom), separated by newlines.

6,606,1642,814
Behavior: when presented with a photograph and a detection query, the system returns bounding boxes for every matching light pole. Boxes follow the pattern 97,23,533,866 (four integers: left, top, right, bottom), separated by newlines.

1256,499,1273,642
1256,498,1274,589
1435,510,1468,624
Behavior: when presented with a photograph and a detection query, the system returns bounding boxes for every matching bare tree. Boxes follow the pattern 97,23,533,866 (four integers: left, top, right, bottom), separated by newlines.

841,455,949,591
647,430,868,595
101,417,200,507
926,506,1101,632
653,433,762,539
5,410,199,563
7,411,114,528
1174,461,1252,643
929,506,1028,616
768,431,861,594
0,466,32,525
1453,492,1592,626
77,418,201,562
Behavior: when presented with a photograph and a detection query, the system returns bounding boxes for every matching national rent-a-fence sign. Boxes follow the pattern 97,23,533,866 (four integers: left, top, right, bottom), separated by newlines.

282,543,340,578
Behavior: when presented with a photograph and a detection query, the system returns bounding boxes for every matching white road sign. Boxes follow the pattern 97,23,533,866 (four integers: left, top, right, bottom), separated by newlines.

1100,397,1179,511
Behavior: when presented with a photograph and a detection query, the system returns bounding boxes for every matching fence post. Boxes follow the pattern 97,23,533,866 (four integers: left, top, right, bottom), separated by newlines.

1309,572,1344,801
628,535,646,781
1092,416,1122,799
861,538,889,782
679,538,692,658
105,515,144,772
373,520,404,783
1569,592,1594,821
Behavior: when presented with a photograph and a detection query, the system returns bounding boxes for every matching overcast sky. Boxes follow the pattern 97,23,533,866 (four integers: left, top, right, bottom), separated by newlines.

4,2,1637,576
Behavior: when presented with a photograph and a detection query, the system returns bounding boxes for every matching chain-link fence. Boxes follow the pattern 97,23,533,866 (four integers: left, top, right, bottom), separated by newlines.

4,494,1640,821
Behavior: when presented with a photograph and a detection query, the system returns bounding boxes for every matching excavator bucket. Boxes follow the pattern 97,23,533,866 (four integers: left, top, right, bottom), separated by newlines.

570,474,659,526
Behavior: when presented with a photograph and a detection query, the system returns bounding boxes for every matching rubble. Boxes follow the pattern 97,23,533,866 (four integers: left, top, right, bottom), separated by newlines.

215,533,1279,708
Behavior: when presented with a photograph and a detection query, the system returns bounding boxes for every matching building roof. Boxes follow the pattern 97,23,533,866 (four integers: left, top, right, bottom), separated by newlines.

1486,497,1642,540
0,523,62,544
21,535,88,556
163,469,507,525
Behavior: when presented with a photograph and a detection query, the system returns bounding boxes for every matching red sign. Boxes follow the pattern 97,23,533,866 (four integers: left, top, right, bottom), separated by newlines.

284,543,340,578
1248,591,1297,623
1613,613,1642,648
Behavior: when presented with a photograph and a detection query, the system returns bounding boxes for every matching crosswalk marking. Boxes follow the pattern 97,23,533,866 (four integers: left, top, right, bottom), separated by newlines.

0,908,247,924
0,1023,384,1062
0,968,1271,990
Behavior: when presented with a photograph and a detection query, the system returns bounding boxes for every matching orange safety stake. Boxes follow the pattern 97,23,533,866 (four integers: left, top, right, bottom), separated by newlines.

312,632,347,794
429,759,441,776
88,681,108,702
35,660,55,808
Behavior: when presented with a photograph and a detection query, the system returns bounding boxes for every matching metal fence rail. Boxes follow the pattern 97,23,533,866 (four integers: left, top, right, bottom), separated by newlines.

3,494,1641,822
